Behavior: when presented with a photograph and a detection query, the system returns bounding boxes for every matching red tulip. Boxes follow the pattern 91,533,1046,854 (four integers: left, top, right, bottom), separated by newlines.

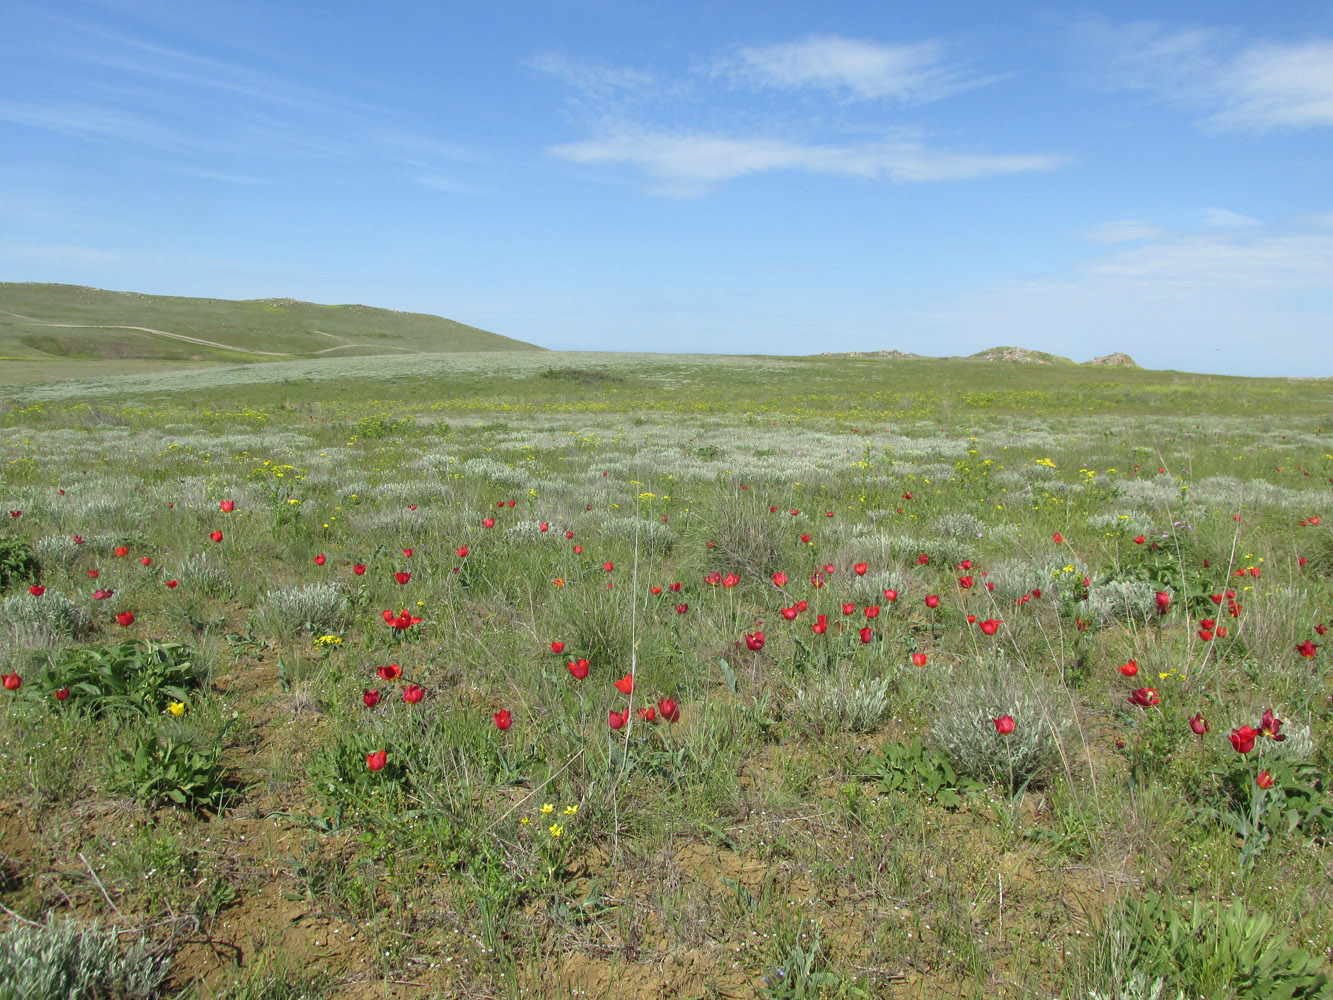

1127,687,1159,708
1229,725,1258,753
865,605,880,619
93,589,113,600
408,504,417,511
378,663,403,681
1155,592,1170,614
979,618,999,636
55,687,69,701
565,530,574,539
796,600,807,611
550,641,565,653
603,561,614,572
722,573,739,588
28,585,45,596
771,570,789,587
353,564,366,575
917,553,929,565
800,533,811,544
842,603,856,616
675,603,689,614
314,553,326,566
482,517,495,528
395,571,411,585
384,609,422,630
650,586,663,595
1119,659,1138,677
1133,535,1145,544
668,582,682,592
924,594,940,609
1296,640,1319,658
539,522,549,532
859,626,873,643
403,684,424,705
609,709,627,730
493,709,511,729
8,511,19,518
403,548,413,558
72,535,84,544
993,715,1015,734
811,615,828,635
573,545,583,554
638,707,657,723
958,575,974,589
455,545,468,558
781,606,798,620
1188,712,1209,736
165,580,179,589
1256,770,1275,790
854,562,868,576
1258,708,1285,741
1052,532,1063,545
745,631,765,651
614,674,634,695
114,547,128,557
911,652,927,667
88,569,99,578
210,531,223,543
366,750,387,771
2,671,20,691
140,557,152,567
363,689,380,707
506,499,515,507
116,611,135,627
883,588,898,602
658,697,680,723
220,500,235,512
567,658,589,679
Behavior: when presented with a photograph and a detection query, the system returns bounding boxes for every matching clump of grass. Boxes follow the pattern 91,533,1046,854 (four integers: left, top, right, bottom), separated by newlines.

0,912,170,1000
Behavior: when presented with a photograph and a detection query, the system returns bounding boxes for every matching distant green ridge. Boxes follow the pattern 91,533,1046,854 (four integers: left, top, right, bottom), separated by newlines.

0,282,544,362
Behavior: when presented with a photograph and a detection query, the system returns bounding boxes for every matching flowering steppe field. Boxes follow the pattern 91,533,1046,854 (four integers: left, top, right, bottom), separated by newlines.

1,352,1331,1000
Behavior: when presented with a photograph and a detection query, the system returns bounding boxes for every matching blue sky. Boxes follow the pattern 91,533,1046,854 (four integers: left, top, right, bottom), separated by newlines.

3,1,1332,376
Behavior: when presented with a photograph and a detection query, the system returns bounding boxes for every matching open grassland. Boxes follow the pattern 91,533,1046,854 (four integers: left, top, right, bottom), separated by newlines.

0,355,1331,1000
0,282,542,364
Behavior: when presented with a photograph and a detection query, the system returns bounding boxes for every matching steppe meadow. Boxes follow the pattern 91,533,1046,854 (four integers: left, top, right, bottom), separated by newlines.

1,347,1331,999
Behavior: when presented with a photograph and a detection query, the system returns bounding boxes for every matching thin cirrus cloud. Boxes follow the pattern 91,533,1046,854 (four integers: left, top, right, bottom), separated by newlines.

725,35,990,103
1085,21,1333,131
551,128,1063,196
1083,219,1165,244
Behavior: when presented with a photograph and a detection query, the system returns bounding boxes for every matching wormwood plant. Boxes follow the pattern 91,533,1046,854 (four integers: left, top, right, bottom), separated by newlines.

790,674,893,735
259,583,349,636
0,591,93,643
1090,890,1333,999
41,639,201,717
0,912,170,1000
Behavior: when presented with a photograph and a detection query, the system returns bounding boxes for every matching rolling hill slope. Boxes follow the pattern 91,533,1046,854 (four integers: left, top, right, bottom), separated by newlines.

0,282,543,362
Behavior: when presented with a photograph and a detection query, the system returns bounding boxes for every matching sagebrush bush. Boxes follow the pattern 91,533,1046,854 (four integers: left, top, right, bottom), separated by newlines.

172,552,233,598
931,665,1073,793
259,583,348,635
0,592,94,646
1086,579,1160,627
0,913,170,1000
791,674,893,735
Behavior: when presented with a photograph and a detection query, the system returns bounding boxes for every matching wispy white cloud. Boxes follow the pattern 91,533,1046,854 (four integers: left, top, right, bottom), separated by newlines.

1083,219,1164,243
550,127,1062,196
1202,207,1261,228
725,35,991,103
541,35,1057,196
0,243,120,266
1084,21,1333,131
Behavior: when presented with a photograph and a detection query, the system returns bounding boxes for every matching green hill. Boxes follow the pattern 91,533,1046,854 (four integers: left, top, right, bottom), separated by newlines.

0,282,543,363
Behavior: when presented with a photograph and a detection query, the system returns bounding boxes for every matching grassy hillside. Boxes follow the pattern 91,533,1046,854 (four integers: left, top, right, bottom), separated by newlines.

0,282,543,362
